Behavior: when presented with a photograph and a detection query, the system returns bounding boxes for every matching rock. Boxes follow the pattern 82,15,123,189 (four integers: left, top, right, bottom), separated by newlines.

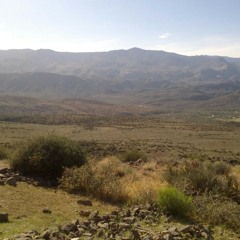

97,229,104,238
14,233,33,240
118,222,131,229
111,209,122,216
72,219,79,226
40,230,51,239
131,229,141,239
61,223,78,234
162,233,173,240
97,222,109,229
0,213,9,222
14,237,31,240
132,207,140,216
3,205,214,240
123,216,137,223
0,168,8,174
0,173,5,178
79,210,91,217
42,208,52,214
89,210,99,219
5,177,17,186
77,199,93,206
82,232,92,237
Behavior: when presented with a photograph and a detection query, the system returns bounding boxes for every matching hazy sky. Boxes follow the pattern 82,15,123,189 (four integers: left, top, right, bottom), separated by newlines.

0,0,240,57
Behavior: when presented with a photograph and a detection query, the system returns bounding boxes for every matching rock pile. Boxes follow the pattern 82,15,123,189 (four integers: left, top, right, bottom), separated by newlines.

0,168,18,186
7,205,213,240
0,167,55,187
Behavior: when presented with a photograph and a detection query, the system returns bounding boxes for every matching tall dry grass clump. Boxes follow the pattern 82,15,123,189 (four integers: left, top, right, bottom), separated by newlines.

60,157,128,203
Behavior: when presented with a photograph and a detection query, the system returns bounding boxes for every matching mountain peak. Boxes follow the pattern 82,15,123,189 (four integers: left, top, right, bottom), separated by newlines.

128,47,144,52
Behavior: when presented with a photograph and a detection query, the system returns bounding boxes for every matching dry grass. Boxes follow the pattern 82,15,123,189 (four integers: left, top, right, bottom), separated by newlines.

0,161,115,239
121,160,166,204
0,116,240,239
0,116,239,164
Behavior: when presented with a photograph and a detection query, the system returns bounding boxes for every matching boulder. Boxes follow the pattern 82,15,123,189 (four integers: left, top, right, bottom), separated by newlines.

0,168,8,174
42,208,52,214
0,213,8,222
5,177,17,187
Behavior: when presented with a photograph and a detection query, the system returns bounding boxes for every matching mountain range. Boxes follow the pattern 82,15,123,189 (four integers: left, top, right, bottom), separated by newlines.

0,48,239,115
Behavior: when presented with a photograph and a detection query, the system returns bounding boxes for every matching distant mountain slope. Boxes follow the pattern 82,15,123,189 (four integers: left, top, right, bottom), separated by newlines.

0,48,239,113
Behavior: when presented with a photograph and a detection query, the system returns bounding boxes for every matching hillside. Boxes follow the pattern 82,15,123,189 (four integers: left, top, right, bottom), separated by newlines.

0,48,240,114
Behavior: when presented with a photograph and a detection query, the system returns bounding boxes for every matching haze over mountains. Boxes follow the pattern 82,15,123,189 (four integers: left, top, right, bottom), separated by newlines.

0,48,239,115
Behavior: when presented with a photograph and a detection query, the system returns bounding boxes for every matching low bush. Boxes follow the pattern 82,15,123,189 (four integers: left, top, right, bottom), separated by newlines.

157,187,192,217
59,158,128,203
122,150,145,163
163,160,240,202
211,161,231,175
11,136,86,180
193,194,240,233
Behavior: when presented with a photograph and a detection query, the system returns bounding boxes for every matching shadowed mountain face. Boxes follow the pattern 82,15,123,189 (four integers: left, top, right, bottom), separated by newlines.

0,48,239,114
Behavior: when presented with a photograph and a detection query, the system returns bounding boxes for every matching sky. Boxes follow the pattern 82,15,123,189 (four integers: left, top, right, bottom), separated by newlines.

0,0,240,57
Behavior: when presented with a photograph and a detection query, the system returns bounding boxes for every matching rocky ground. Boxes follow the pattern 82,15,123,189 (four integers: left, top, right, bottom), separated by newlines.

0,167,213,240
5,205,213,240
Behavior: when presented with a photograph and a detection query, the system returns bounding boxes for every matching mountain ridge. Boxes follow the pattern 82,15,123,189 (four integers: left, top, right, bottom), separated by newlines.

0,48,239,114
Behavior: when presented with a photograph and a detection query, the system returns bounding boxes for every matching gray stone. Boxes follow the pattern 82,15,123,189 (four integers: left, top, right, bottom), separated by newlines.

77,199,93,206
79,210,91,217
61,223,78,234
179,225,191,234
118,222,131,229
89,210,99,219
201,231,209,239
40,230,51,239
0,168,8,174
0,213,8,222
0,173,5,178
42,208,52,214
163,233,174,240
131,229,141,240
123,216,136,223
5,177,17,186
97,222,109,229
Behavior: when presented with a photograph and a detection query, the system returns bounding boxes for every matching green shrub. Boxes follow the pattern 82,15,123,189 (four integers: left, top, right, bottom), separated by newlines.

157,187,192,217
11,136,86,180
60,159,128,203
122,150,145,163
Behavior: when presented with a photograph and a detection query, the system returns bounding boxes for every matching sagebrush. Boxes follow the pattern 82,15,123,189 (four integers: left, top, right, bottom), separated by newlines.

11,135,86,179
163,160,240,202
